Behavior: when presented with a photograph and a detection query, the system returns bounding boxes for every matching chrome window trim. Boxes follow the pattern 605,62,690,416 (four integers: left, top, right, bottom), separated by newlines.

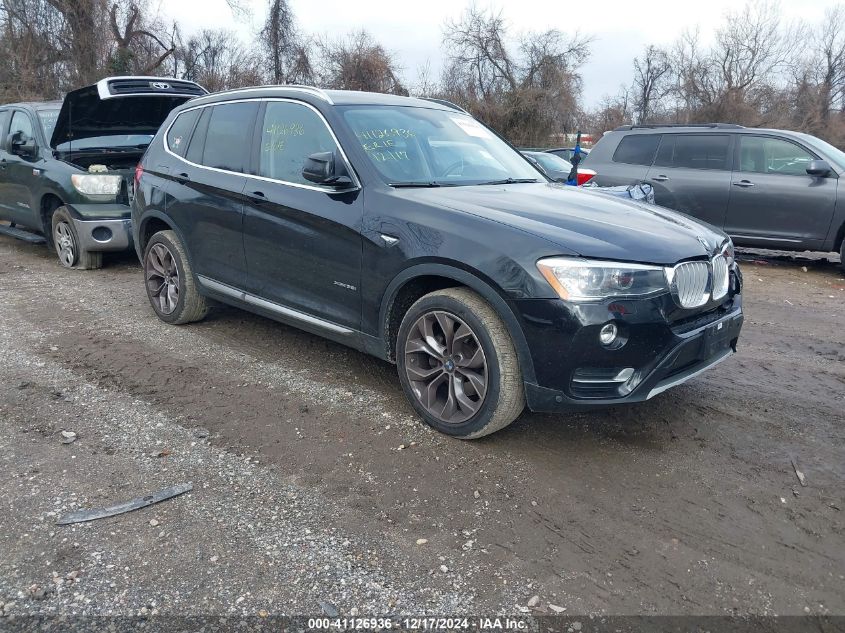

162,97,361,194
196,275,353,335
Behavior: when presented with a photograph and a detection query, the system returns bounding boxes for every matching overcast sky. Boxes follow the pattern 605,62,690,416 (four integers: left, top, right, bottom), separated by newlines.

160,0,831,107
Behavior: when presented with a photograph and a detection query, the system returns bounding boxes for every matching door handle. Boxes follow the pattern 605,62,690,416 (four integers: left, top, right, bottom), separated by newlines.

249,191,267,203
733,180,755,188
174,172,190,184
651,175,669,182
0,158,6,170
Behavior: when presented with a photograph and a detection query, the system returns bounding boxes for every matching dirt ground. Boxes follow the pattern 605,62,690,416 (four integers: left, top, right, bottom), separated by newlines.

0,234,842,617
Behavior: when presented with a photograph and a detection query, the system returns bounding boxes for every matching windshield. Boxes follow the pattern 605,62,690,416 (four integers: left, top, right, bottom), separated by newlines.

53,134,154,152
795,132,845,172
339,105,544,186
532,152,572,172
37,109,60,141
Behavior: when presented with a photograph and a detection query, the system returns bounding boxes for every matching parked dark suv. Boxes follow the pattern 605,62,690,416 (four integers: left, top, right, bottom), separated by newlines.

0,76,205,268
584,124,845,269
132,87,743,438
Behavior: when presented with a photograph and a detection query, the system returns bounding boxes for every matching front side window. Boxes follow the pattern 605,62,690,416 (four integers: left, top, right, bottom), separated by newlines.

533,152,572,172
613,134,660,166
166,109,201,158
9,111,34,141
258,101,340,185
339,105,542,185
739,136,815,176
655,134,731,171
201,102,258,173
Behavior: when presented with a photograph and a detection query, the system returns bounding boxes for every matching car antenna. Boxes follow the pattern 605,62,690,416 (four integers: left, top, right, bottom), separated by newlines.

566,130,582,186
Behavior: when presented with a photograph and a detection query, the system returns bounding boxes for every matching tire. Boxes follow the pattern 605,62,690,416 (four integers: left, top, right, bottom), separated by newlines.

396,287,525,439
143,230,209,325
51,206,102,270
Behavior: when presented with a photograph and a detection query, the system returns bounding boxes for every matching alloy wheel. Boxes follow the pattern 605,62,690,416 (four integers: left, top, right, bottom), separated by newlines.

145,243,180,315
54,221,76,267
404,310,488,424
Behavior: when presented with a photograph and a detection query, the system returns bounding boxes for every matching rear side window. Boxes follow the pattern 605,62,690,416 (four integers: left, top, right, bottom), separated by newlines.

612,134,660,165
201,102,259,173
655,134,731,170
258,101,340,185
0,111,9,138
166,109,200,158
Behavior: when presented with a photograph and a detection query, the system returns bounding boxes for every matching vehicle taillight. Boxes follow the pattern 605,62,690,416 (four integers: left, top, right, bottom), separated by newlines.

576,168,596,186
134,164,144,189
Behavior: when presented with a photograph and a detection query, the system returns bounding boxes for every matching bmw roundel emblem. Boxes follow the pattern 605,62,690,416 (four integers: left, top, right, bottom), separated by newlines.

151,82,171,90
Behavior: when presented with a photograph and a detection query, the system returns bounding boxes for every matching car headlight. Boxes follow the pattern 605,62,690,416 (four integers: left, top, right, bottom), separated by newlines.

721,239,735,267
71,174,122,196
537,257,668,301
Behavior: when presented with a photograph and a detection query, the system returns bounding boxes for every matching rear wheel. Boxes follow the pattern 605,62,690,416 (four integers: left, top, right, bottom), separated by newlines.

143,230,208,325
396,287,525,439
51,207,102,270
840,239,845,274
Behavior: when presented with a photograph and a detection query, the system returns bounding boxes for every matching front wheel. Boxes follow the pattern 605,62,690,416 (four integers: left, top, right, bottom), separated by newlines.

51,207,102,270
143,230,209,325
396,287,525,439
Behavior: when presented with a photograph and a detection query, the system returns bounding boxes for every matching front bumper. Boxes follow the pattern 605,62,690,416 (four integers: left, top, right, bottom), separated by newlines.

70,217,133,252
516,285,744,413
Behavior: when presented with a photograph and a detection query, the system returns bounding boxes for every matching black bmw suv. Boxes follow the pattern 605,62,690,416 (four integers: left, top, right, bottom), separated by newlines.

132,87,743,438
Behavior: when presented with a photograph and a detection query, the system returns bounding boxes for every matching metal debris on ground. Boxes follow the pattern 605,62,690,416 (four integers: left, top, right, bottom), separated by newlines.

55,482,193,525
791,459,807,487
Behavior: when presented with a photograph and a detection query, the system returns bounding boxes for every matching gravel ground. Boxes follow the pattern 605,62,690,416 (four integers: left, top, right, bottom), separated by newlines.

0,235,843,618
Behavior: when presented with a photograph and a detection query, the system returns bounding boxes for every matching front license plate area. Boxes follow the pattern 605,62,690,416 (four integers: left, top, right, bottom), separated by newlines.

701,320,733,358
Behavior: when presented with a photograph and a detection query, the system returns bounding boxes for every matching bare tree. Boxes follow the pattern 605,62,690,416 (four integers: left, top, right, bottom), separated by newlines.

632,45,671,123
441,5,591,145
317,30,406,94
175,28,262,92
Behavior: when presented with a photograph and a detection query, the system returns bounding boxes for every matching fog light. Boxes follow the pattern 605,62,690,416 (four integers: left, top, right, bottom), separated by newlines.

599,323,618,346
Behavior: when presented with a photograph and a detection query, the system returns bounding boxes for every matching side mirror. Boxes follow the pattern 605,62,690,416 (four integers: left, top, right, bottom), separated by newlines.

806,160,832,177
302,151,353,187
8,132,37,158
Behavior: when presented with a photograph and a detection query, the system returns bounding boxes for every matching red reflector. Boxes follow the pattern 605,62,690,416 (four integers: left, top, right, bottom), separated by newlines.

576,169,596,186
134,164,144,188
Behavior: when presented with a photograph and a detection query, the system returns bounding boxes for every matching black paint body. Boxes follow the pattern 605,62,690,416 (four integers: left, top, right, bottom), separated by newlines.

132,88,744,412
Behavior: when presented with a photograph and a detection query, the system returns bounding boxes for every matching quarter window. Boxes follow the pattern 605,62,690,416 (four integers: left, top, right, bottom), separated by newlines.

201,102,259,173
655,134,731,170
612,134,660,165
739,136,815,176
167,109,200,158
258,101,340,185
185,107,211,165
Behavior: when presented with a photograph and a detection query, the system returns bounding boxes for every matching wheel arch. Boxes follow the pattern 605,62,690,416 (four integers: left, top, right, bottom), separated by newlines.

39,193,64,244
135,212,188,261
379,262,537,384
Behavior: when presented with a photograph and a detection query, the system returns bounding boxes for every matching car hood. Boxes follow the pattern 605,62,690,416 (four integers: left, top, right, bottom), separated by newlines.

398,183,728,265
50,84,194,148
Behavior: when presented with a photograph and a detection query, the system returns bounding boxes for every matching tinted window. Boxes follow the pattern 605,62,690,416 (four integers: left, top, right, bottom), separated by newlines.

655,134,731,170
185,107,211,165
9,110,33,141
258,101,340,185
739,135,815,176
612,134,660,165
167,109,200,158
201,102,258,173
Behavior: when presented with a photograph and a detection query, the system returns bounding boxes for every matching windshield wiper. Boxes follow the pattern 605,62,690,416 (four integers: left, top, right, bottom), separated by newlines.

476,178,541,186
389,181,444,188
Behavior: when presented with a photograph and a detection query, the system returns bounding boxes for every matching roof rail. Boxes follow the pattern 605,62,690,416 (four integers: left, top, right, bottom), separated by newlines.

191,84,334,104
421,97,470,115
613,123,744,131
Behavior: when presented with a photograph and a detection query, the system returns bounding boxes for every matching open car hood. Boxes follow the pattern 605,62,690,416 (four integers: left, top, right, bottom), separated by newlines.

50,77,206,148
